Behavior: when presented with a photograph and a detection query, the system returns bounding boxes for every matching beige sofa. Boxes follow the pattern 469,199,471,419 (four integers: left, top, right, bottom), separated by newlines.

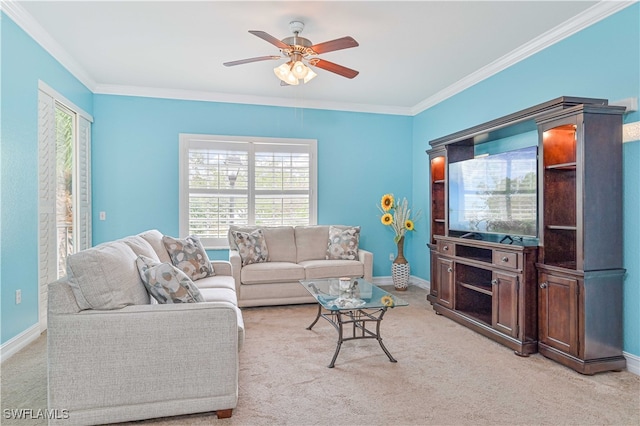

47,230,244,425
228,225,373,307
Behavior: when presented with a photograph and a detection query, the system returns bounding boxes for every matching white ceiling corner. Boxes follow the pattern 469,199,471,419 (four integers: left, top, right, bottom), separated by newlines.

5,1,636,116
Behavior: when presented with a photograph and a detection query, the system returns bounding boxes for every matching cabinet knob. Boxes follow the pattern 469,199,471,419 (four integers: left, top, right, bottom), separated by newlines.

491,279,498,285
540,282,548,289
501,256,509,262
443,245,449,251
447,267,452,273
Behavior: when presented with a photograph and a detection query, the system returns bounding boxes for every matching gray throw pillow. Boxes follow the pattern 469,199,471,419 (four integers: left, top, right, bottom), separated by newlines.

326,225,360,260
162,234,214,281
135,255,204,304
232,229,269,266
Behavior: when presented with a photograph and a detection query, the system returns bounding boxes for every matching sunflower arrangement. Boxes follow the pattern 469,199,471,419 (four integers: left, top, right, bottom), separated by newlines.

379,193,421,243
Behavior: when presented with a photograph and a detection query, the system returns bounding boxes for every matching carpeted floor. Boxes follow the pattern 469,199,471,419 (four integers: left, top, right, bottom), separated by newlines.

2,285,639,425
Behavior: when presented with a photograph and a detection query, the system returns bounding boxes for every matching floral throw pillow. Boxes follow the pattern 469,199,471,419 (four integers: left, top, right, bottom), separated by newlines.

162,234,214,281
135,255,204,304
232,229,269,266
326,226,360,260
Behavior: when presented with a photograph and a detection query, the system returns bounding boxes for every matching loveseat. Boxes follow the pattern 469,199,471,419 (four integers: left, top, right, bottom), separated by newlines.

228,225,373,307
47,230,244,425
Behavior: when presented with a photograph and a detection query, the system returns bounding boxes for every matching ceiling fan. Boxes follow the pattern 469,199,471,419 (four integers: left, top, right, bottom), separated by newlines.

223,21,359,86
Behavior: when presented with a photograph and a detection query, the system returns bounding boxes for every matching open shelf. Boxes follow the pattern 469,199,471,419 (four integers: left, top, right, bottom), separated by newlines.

459,281,492,296
542,124,576,165
430,154,446,245
546,162,576,170
457,309,492,326
456,245,492,264
546,225,577,231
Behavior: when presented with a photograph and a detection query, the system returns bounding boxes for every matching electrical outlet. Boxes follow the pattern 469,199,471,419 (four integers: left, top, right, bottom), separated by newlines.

15,289,21,304
389,253,395,261
99,211,106,221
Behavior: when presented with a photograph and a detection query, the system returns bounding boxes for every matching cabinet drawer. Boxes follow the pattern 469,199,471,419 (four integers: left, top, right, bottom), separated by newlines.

493,251,518,269
437,241,454,255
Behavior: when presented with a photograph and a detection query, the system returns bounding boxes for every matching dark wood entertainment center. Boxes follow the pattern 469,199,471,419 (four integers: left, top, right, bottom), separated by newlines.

426,96,626,374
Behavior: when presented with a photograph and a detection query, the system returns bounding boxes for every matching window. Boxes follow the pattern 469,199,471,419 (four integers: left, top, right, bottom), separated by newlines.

179,134,317,248
38,81,92,330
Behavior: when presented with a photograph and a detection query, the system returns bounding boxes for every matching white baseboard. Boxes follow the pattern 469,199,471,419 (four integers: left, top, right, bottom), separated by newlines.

372,275,430,291
623,351,640,376
0,323,41,364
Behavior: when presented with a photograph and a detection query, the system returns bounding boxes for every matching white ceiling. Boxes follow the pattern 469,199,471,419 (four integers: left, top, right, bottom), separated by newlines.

9,1,631,115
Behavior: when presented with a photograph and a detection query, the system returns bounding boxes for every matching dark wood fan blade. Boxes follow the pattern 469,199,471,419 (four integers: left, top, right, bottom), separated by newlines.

248,30,290,50
223,56,281,67
310,36,359,54
311,59,359,79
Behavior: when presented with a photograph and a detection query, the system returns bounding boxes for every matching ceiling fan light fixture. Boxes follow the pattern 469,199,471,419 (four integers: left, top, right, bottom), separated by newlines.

303,68,317,84
292,60,309,79
226,22,359,86
274,62,298,85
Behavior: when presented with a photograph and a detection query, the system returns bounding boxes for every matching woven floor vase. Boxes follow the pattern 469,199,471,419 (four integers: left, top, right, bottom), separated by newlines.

392,236,410,291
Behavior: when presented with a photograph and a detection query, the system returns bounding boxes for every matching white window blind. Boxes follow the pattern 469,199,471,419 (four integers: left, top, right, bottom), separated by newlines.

38,82,92,332
179,134,317,248
38,90,58,332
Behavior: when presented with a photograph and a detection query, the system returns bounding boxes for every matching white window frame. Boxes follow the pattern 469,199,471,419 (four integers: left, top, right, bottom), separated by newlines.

179,134,317,248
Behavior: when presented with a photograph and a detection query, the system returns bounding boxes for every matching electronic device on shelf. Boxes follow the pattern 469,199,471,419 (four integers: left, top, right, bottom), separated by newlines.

448,145,538,240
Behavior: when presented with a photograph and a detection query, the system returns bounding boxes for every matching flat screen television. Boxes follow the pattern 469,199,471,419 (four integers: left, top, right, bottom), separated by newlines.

448,145,538,238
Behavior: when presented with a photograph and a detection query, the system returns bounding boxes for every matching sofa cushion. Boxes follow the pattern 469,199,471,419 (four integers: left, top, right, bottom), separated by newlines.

326,225,360,260
138,229,172,264
301,259,365,280
195,275,237,291
199,287,238,305
232,229,269,266
121,235,161,262
162,234,215,280
295,225,330,262
240,262,305,285
262,226,296,262
136,255,205,304
229,226,296,263
66,241,150,310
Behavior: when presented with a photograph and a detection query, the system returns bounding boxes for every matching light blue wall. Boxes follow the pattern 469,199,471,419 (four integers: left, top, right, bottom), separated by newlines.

1,13,93,344
91,95,413,267
412,4,640,355
2,4,638,358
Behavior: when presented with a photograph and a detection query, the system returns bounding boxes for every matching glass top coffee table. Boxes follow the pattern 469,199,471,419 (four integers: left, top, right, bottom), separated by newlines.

299,278,408,368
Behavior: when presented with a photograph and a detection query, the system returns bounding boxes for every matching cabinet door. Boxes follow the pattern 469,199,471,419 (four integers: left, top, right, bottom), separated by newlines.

429,249,438,298
538,272,578,356
492,271,519,338
436,257,454,308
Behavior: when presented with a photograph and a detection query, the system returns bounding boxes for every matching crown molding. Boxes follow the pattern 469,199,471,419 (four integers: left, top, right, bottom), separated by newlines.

1,0,97,91
623,121,640,143
3,0,634,117
93,84,413,115
410,1,637,116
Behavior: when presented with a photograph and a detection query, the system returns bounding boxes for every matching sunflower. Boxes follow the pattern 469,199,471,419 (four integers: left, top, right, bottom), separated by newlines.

381,194,394,212
405,219,414,231
381,295,394,307
381,213,393,226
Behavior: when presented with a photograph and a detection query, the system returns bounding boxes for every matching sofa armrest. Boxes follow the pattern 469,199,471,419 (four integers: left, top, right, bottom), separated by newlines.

359,249,374,282
48,302,241,420
212,260,232,276
229,250,242,293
